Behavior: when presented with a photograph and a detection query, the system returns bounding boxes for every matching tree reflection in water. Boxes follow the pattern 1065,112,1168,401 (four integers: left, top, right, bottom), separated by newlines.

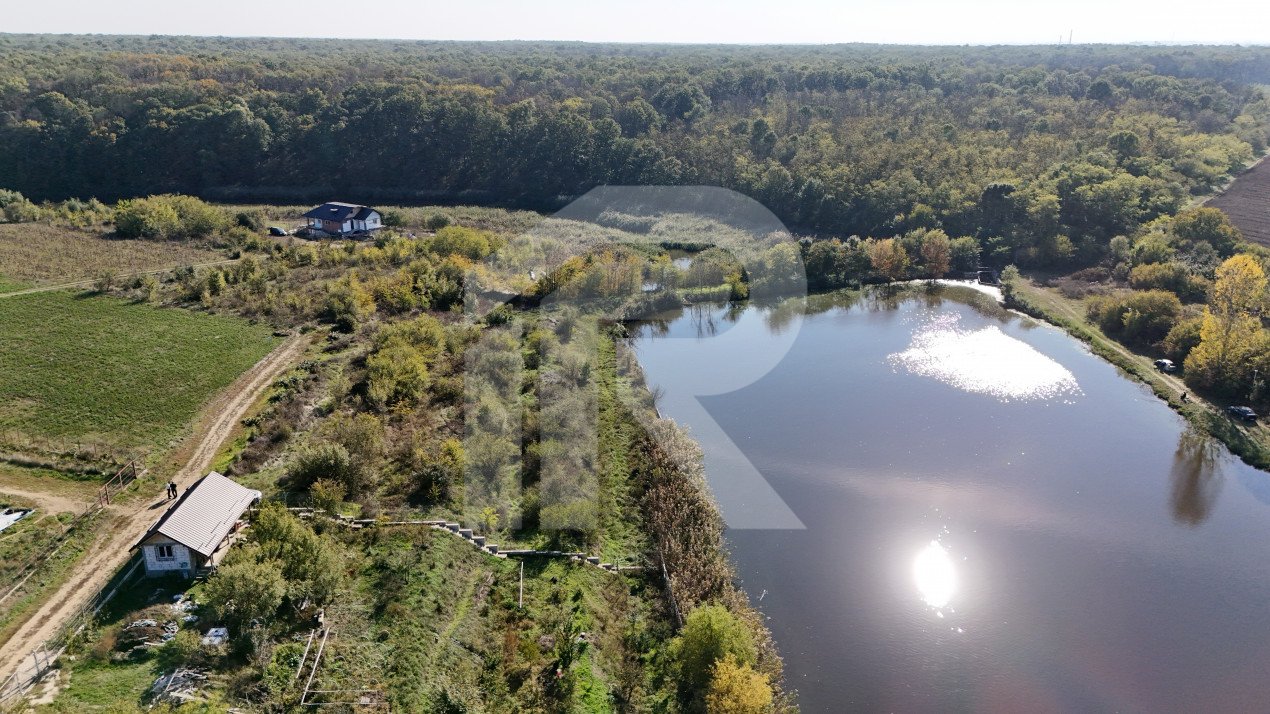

1170,426,1223,526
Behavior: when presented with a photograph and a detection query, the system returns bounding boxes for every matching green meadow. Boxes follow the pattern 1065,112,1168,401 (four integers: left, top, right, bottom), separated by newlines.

0,291,279,454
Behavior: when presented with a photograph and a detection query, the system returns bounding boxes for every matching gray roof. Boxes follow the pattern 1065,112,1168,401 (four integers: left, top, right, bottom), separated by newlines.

136,472,261,558
303,202,378,222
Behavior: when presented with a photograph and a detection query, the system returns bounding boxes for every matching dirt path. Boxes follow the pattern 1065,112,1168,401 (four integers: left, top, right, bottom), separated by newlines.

0,259,238,300
0,486,87,516
1021,281,1204,407
0,335,308,684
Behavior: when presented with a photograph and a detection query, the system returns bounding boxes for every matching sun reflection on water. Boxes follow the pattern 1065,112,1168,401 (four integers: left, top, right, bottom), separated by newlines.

914,540,957,609
889,313,1081,401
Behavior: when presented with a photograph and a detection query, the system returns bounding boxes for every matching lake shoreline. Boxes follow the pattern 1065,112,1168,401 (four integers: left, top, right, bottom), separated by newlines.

1009,277,1270,473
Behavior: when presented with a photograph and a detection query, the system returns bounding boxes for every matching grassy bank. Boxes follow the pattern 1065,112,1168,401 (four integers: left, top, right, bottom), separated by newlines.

1013,277,1270,470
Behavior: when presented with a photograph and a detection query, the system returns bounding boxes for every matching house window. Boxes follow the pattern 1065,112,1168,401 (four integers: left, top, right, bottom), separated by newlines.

156,544,175,561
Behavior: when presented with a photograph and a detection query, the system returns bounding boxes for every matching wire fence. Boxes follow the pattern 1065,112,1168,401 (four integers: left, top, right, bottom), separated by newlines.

0,461,145,706
0,431,132,472
0,461,141,611
0,555,144,705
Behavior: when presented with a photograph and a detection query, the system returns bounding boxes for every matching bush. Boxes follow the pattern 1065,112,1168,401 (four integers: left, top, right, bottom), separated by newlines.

235,209,266,231
114,194,228,239
0,189,39,223
1086,289,1182,345
366,343,430,408
427,225,496,260
383,209,407,228
1128,262,1210,302
114,197,180,238
671,604,758,697
202,556,286,630
310,478,346,516
324,274,376,331
424,212,450,230
1163,316,1204,362
596,210,656,234
705,657,773,714
286,442,356,491
156,629,203,670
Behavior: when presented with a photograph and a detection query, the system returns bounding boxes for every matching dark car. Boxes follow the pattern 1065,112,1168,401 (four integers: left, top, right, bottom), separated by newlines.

268,226,289,236
1227,405,1258,422
1153,358,1176,373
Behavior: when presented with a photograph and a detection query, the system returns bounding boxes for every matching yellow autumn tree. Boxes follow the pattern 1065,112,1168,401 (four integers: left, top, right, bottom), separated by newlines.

1184,254,1268,391
706,657,774,714
866,238,910,283
917,229,952,280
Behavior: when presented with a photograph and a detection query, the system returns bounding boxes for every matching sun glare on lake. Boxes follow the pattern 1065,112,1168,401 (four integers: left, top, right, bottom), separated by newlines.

914,540,957,609
889,312,1081,402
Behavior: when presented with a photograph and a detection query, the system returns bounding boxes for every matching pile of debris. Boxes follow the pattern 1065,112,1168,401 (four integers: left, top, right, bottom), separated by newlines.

118,618,177,653
117,593,201,656
151,668,208,705
171,593,199,625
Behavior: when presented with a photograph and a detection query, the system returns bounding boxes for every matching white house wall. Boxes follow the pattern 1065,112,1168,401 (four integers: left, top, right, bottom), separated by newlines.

142,539,195,575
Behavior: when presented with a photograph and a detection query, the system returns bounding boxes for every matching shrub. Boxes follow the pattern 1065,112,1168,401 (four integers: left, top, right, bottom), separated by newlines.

382,209,407,228
1086,289,1182,345
1129,262,1210,302
324,274,376,331
0,190,39,223
286,442,356,491
114,194,227,239
705,657,773,714
427,225,496,260
596,210,656,234
1162,316,1204,363
671,604,758,698
202,555,287,630
365,343,430,408
235,209,266,231
157,629,203,670
424,212,450,230
310,478,346,516
114,197,180,238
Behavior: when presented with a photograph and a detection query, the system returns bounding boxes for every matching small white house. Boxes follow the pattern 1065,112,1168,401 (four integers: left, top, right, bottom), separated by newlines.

302,202,383,236
133,472,260,577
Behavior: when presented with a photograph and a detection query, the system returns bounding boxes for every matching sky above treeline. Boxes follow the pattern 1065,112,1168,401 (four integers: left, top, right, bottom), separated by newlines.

5,0,1270,45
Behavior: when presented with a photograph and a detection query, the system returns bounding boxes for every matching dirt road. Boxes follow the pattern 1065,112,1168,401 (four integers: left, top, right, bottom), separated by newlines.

0,334,307,684
0,259,238,300
0,486,87,516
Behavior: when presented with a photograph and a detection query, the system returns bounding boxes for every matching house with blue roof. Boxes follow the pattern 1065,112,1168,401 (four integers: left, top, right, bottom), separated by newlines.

302,202,383,236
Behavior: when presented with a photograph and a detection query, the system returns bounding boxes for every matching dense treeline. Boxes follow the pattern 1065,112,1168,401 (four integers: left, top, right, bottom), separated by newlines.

2,36,1270,270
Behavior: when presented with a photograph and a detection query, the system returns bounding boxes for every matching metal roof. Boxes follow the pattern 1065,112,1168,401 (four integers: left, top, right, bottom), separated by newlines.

302,202,378,222
135,472,261,558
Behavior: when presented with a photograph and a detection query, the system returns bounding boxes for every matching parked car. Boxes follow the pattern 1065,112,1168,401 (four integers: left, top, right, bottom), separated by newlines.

1153,358,1176,373
1226,405,1258,422
268,226,289,236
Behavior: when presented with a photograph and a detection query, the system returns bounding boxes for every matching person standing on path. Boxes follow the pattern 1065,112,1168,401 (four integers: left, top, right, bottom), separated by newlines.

167,481,178,499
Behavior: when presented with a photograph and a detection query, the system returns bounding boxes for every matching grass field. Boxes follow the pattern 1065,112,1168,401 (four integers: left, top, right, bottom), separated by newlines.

0,291,280,455
0,276,30,294
0,224,226,293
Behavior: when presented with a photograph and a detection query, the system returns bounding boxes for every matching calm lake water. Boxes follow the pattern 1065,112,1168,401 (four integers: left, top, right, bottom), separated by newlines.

630,287,1270,713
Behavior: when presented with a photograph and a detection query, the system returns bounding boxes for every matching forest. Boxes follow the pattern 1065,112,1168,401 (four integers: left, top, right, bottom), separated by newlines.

1,35,1270,261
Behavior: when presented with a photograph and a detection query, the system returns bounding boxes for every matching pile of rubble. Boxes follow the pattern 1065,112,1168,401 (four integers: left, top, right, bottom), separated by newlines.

117,593,202,654
151,668,208,705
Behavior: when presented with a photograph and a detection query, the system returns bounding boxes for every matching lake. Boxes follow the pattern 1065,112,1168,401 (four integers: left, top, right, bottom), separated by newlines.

629,287,1270,713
